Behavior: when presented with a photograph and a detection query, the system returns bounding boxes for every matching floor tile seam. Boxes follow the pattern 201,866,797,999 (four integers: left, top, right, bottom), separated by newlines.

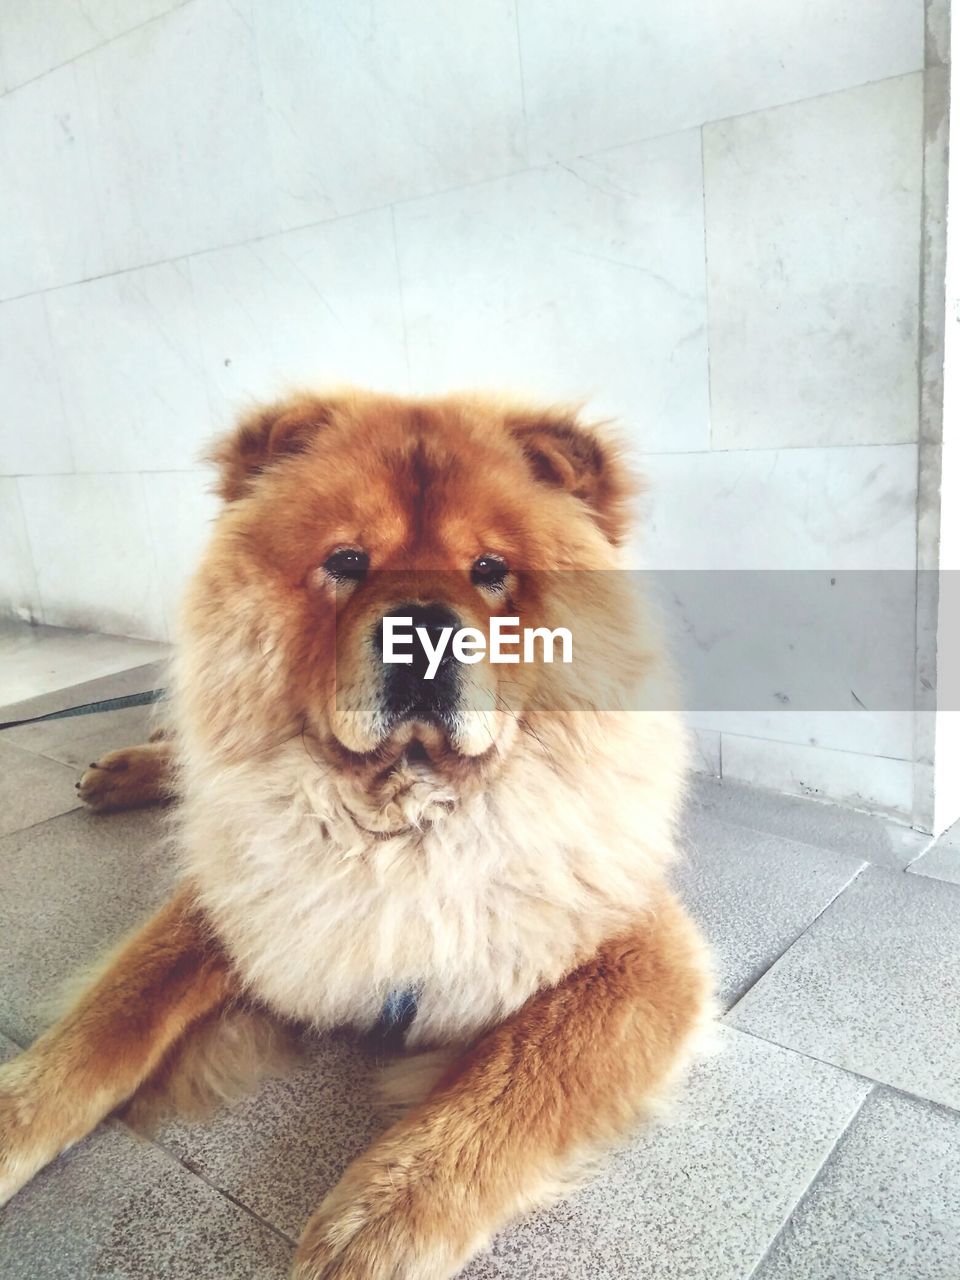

0,799,84,840
0,1023,26,1051
12,735,146,774
0,735,87,770
24,748,79,770
114,1115,300,1249
723,1025,960,1115
682,806,900,867
722,861,869,1013
871,1079,960,1120
902,833,945,871
741,1085,875,1280
0,1021,294,1244
0,735,78,763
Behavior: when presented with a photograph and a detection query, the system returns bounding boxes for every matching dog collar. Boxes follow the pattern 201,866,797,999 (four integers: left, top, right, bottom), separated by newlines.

376,987,419,1036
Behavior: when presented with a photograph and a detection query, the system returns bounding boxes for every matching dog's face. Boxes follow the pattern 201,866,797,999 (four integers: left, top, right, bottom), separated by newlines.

181,391,638,811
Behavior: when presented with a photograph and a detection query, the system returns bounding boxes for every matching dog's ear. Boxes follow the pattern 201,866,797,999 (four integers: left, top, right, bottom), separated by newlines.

207,395,338,502
507,410,636,545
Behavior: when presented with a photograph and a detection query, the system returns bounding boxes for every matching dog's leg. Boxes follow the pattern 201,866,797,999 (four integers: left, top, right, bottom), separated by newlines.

293,890,712,1280
77,738,176,811
0,885,233,1205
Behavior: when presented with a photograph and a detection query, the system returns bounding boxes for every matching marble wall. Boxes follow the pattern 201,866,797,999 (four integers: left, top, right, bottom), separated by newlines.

0,0,947,823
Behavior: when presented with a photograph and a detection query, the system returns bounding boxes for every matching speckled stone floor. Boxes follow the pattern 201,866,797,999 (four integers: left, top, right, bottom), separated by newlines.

1,625,959,1279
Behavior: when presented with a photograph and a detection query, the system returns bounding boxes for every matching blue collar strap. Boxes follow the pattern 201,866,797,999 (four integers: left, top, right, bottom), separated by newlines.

377,987,419,1037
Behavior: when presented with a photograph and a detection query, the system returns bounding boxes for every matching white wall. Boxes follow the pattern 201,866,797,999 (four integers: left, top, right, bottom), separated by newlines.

934,10,960,836
0,0,947,822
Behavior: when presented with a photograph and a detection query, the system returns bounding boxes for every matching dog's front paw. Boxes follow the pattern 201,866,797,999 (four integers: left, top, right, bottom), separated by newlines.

292,1163,464,1280
0,1059,62,1207
77,745,169,812
292,1207,425,1280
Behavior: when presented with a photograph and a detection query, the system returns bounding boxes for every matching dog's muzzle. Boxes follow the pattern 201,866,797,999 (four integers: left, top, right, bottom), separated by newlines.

375,601,462,729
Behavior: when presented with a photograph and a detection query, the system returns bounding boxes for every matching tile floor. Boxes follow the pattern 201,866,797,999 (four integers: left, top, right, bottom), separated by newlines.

0,624,958,1279
0,618,167,720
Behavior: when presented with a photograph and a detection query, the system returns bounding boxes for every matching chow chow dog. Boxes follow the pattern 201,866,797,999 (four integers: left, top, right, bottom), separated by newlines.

0,390,712,1278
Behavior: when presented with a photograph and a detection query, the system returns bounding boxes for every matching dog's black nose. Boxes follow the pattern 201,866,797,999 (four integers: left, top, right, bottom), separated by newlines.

376,602,462,722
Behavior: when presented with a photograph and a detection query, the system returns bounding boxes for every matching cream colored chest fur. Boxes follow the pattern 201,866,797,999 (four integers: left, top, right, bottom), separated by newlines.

177,714,685,1047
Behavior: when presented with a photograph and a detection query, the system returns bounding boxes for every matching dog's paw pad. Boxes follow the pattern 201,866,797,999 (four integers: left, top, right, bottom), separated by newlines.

76,746,164,812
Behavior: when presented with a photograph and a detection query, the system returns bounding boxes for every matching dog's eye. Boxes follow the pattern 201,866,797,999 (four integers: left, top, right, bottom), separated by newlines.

471,555,509,588
323,548,369,581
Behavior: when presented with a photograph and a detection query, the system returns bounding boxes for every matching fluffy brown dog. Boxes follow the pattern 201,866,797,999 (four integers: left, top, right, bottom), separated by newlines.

0,390,712,1278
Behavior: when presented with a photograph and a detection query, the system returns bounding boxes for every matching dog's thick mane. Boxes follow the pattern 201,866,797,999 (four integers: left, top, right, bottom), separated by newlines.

173,695,687,1046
